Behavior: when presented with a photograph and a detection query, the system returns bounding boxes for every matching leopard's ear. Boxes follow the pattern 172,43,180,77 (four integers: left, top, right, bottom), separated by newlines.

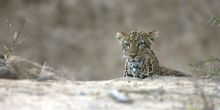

116,32,127,43
148,30,159,42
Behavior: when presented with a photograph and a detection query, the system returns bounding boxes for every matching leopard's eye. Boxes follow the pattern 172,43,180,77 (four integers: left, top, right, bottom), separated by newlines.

123,42,130,48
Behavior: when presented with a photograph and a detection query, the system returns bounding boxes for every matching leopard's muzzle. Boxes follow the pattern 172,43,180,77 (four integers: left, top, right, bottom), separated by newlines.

127,59,145,78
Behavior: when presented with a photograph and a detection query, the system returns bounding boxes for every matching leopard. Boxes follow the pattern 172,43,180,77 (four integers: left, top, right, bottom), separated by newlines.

116,30,191,79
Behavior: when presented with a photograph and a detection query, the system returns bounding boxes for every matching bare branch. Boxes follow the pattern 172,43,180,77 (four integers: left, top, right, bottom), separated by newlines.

5,19,12,34
11,19,26,52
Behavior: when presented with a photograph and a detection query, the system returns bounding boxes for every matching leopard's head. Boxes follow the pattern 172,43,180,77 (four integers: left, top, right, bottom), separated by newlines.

116,30,158,63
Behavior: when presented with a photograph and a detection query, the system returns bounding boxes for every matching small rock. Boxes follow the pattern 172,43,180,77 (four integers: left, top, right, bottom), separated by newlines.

0,59,6,66
37,71,56,81
0,59,17,79
0,52,4,60
108,89,133,104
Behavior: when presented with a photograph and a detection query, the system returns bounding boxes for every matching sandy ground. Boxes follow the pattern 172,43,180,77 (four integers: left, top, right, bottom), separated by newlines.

0,77,219,110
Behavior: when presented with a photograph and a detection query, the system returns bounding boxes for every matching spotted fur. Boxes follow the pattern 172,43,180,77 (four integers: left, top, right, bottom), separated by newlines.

116,30,191,79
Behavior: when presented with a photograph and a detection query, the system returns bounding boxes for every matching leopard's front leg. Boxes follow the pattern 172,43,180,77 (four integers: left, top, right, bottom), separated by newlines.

123,60,129,77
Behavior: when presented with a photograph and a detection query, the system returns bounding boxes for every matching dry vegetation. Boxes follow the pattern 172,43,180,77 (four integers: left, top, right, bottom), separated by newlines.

187,56,220,80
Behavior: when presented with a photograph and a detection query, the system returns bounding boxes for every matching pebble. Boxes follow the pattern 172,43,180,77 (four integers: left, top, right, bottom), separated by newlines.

0,59,17,79
108,89,133,104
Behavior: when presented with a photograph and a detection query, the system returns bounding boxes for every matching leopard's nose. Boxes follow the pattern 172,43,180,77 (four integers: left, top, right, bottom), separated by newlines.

130,54,136,59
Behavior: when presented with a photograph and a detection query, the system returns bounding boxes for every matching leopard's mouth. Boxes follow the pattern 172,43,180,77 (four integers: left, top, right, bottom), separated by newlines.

127,60,143,78
130,62,139,72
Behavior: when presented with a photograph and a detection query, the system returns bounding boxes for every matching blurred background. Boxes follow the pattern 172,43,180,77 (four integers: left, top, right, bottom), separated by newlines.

0,0,220,80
